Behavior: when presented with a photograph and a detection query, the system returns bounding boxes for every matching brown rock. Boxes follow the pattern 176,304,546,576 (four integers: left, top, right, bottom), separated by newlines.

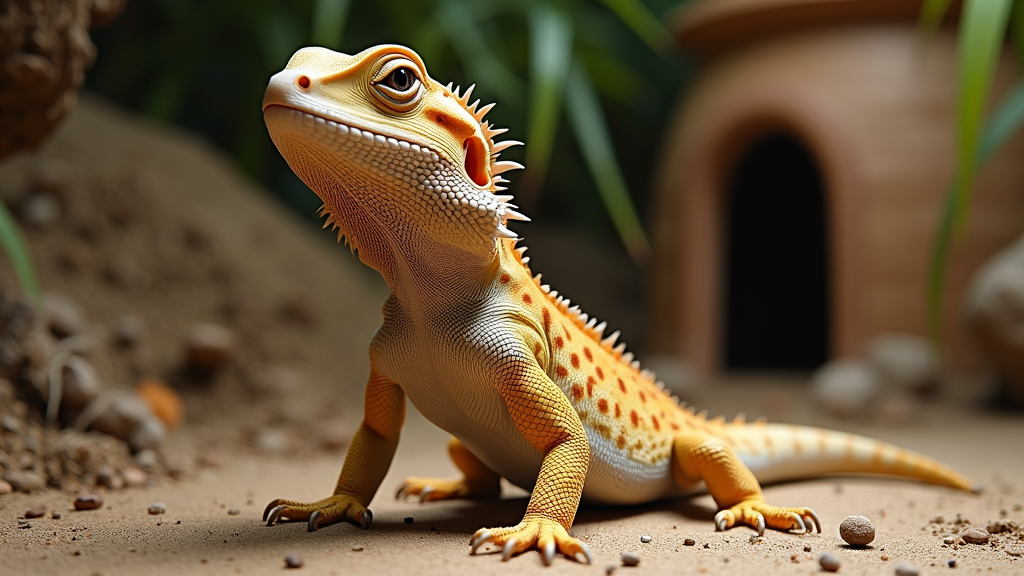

840,515,875,546
135,378,183,429
74,494,104,510
284,553,304,568
184,323,236,371
41,292,87,338
818,552,841,572
962,528,990,545
61,355,102,410
0,480,12,495
127,416,166,453
24,505,46,518
5,471,44,492
122,467,147,487
89,390,153,440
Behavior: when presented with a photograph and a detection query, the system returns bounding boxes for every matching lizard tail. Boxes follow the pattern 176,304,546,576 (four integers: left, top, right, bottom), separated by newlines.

725,423,979,492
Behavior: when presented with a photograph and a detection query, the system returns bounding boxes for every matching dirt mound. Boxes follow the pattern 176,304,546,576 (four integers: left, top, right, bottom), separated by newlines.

0,95,388,488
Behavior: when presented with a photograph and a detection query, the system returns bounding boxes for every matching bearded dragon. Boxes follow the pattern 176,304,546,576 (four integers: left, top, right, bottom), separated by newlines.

259,44,977,565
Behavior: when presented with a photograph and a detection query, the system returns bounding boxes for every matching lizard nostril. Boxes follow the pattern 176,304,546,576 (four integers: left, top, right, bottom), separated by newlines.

297,76,311,89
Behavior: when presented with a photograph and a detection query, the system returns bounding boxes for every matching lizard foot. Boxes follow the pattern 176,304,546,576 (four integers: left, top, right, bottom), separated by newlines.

469,516,592,566
396,476,500,503
264,494,372,532
714,500,820,537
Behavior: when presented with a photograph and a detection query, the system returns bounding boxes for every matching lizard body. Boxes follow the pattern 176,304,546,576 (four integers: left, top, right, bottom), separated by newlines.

260,44,976,565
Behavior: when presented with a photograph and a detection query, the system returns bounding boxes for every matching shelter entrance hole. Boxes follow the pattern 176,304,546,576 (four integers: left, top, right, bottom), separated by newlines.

723,132,830,370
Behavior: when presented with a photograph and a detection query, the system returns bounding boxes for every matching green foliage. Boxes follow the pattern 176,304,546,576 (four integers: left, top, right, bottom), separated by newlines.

919,0,1024,348
0,201,40,305
88,0,690,263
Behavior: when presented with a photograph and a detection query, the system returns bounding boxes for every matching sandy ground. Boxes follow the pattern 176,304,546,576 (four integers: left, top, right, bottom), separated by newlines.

2,378,1023,576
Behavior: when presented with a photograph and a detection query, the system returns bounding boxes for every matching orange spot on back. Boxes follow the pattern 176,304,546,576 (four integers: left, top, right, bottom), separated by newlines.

522,293,532,304
563,327,572,341
617,434,626,449
595,366,604,380
639,391,647,403
500,273,510,284
533,342,542,356
598,399,609,413
586,376,595,397
670,422,680,431
618,378,627,393
542,309,551,332
555,365,568,379
554,336,564,349
571,384,584,401
651,415,660,431
571,354,580,369
630,410,639,428
615,403,621,418
583,347,593,362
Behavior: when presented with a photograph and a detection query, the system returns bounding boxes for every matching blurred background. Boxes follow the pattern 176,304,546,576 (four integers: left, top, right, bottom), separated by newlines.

1,0,1024,494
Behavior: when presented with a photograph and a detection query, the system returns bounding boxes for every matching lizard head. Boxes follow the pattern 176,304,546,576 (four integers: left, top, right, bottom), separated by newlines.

263,44,526,262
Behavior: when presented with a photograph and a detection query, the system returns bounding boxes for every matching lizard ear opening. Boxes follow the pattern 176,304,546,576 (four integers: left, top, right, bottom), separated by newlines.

463,136,490,187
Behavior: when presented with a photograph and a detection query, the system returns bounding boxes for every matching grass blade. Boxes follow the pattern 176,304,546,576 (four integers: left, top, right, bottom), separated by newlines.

522,5,573,202
917,0,955,38
952,0,1012,236
564,58,651,264
598,0,675,53
928,78,1024,350
312,0,352,49
0,202,40,305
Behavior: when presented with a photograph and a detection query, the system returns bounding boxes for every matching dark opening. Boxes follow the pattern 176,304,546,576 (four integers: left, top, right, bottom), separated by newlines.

723,132,830,370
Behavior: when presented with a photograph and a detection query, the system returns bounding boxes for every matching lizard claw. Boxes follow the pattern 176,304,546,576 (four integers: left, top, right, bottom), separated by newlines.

787,513,806,533
308,510,322,532
418,486,435,503
542,540,556,566
470,530,494,554
501,537,518,561
755,512,766,537
265,505,288,526
575,543,593,564
805,509,822,533
714,510,730,532
357,509,372,530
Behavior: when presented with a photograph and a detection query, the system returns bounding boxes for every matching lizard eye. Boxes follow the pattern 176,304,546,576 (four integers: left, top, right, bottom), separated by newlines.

372,58,423,111
386,68,414,92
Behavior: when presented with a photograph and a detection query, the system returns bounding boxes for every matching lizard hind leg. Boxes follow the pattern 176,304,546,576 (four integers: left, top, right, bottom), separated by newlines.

396,437,501,502
671,432,820,536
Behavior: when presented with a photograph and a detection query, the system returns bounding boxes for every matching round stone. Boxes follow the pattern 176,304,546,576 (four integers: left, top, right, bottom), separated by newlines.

818,552,841,572
840,515,875,546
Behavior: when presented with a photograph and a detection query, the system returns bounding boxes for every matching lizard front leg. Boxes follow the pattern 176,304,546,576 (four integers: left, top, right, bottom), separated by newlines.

671,432,820,536
265,367,404,531
469,353,591,565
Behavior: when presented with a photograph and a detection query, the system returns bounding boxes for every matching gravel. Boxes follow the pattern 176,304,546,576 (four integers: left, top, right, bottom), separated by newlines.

640,534,652,543
683,538,696,546
285,553,304,568
818,552,841,572
148,502,166,515
74,494,104,510
184,323,236,372
840,515,875,546
620,552,640,567
962,527,990,544
894,562,920,576
0,480,13,495
5,471,45,493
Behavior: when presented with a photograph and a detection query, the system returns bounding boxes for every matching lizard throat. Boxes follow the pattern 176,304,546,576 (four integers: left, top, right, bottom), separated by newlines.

265,105,517,244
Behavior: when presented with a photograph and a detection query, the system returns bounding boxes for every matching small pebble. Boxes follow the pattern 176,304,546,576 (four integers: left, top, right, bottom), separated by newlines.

228,508,240,516
148,502,166,515
135,378,184,430
818,552,841,572
804,545,812,552
5,471,45,493
284,553,304,568
605,563,616,575
0,480,12,495
122,468,148,487
74,494,104,510
135,449,159,470
895,562,920,576
185,323,236,371
840,515,875,546
52,512,61,520
961,527,989,544
684,538,696,546
350,545,363,552
620,552,640,567
404,516,414,523
640,534,652,543
24,505,47,519
947,559,957,568
942,535,957,545
114,315,144,347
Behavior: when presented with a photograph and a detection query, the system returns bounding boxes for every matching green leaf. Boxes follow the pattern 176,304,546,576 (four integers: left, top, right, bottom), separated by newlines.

525,5,573,188
598,0,675,53
952,0,1012,236
435,0,523,97
917,0,955,39
564,58,651,264
1011,1,1024,66
928,78,1024,350
312,0,351,49
0,201,40,306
